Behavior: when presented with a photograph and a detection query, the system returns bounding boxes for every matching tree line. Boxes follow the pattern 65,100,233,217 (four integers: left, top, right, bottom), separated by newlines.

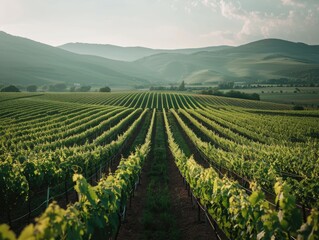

0,84,111,92
201,88,260,101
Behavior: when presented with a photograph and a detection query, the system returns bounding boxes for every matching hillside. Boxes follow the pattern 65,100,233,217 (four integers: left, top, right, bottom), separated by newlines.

136,39,319,84
1,31,319,88
0,31,163,87
59,42,231,61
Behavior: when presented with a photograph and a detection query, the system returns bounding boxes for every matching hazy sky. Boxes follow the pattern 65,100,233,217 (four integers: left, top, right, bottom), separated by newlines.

1,0,319,48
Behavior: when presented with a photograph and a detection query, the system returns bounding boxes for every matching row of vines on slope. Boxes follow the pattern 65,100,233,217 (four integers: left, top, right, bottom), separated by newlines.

171,108,319,208
163,108,318,240
35,92,290,110
0,104,148,225
0,109,156,240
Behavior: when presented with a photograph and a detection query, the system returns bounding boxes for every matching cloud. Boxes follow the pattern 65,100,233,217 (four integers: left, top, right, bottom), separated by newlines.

2,0,319,47
219,0,243,19
200,0,218,10
281,0,305,8
194,0,319,44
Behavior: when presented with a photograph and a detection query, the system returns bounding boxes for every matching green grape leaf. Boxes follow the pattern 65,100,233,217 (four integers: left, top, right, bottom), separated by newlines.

0,224,16,240
17,225,35,240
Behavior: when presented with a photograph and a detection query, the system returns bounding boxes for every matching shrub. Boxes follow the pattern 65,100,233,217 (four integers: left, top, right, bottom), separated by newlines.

0,85,20,92
293,105,304,110
99,86,111,92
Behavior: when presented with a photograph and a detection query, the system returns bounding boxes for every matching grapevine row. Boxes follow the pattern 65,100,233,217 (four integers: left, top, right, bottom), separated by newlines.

163,108,318,240
0,109,156,240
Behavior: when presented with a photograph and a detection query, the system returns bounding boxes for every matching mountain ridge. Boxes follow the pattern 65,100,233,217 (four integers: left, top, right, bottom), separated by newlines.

58,42,232,61
1,31,319,88
135,38,319,84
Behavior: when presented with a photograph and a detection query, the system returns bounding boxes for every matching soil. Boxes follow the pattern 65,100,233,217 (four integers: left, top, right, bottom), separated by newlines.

167,152,217,240
117,152,218,240
117,111,217,240
116,155,152,240
117,112,154,240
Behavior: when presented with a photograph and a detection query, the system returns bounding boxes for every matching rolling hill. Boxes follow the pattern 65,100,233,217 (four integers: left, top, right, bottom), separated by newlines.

59,42,231,61
136,39,319,84
0,31,163,87
1,31,319,88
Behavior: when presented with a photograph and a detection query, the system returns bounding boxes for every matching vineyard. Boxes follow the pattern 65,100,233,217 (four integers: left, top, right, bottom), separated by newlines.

0,92,318,240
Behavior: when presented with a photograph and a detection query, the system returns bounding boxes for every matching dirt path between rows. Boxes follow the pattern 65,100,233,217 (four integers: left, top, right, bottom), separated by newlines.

117,155,151,240
117,111,217,240
167,152,217,240
117,152,217,240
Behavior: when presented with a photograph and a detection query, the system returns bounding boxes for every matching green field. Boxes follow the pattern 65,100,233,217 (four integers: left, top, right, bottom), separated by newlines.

219,87,319,107
0,92,318,240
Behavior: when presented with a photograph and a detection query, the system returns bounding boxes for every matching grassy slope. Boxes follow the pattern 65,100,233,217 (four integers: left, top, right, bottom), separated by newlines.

220,87,319,106
2,30,318,96
261,92,319,106
0,31,162,87
136,39,319,84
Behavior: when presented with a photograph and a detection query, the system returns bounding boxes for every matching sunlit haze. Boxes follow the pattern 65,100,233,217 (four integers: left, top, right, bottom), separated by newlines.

1,0,319,48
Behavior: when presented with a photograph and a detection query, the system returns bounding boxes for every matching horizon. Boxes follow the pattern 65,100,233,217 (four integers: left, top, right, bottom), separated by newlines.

1,0,319,48
1,30,318,50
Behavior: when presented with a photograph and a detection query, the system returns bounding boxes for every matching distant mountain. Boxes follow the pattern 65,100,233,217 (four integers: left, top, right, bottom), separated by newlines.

223,39,319,56
1,31,319,88
0,31,163,87
136,39,319,84
59,42,231,61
